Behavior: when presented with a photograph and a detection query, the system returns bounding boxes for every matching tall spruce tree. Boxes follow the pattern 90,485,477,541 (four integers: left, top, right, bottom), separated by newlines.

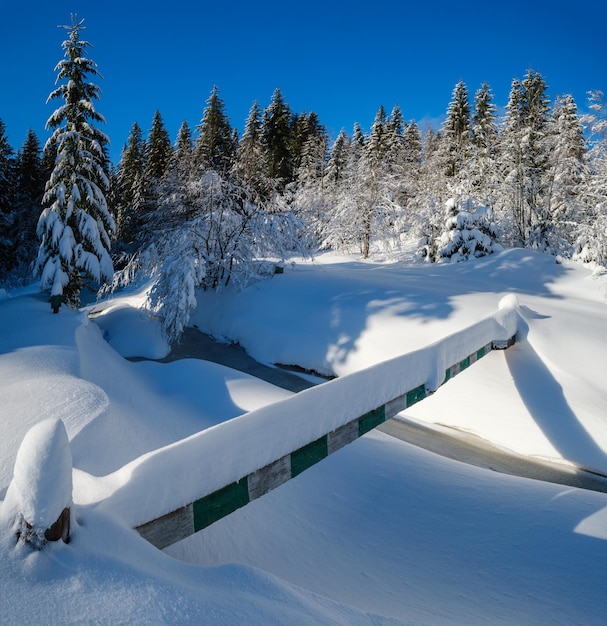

172,120,194,177
440,80,472,179
545,94,586,251
261,88,294,187
294,112,327,186
324,128,349,187
116,121,146,245
236,100,268,195
195,85,236,175
146,110,173,180
0,119,13,214
11,130,46,277
499,70,552,246
36,16,114,307
577,90,607,263
471,83,498,205
0,119,15,277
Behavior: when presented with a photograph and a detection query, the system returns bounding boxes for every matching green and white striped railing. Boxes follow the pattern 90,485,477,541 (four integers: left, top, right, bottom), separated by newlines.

134,327,516,549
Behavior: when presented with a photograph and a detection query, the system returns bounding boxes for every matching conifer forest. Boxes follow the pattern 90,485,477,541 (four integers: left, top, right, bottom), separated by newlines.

1,18,606,341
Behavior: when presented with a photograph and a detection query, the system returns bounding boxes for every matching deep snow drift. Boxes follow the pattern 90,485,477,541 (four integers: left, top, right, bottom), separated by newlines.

1,249,607,624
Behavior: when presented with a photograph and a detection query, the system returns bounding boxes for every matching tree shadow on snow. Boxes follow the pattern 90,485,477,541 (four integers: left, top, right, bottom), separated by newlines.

505,312,607,475
305,249,573,371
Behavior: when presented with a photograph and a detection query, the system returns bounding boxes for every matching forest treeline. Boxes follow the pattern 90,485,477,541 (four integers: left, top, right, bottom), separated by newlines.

1,18,606,339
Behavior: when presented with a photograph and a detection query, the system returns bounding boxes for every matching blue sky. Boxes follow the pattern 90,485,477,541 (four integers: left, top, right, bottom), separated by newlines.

1,0,606,163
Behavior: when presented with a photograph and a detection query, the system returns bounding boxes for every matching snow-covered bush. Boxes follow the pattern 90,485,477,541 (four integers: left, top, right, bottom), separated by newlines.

434,196,502,263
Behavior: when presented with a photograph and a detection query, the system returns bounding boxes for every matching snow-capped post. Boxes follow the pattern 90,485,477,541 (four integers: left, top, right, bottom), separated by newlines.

6,419,73,548
493,294,520,349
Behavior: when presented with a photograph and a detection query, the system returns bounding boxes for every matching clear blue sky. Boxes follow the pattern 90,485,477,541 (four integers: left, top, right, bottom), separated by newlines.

1,0,606,164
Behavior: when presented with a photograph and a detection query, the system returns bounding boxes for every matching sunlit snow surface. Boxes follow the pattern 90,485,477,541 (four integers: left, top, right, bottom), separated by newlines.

1,249,607,624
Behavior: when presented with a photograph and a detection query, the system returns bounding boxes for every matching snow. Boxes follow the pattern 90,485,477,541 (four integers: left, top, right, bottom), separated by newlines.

2,248,607,624
4,418,72,529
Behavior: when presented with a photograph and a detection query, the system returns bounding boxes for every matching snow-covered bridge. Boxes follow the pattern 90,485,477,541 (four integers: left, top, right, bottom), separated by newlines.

118,296,519,549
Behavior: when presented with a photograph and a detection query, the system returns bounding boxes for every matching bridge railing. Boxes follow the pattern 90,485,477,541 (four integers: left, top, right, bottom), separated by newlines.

89,295,519,549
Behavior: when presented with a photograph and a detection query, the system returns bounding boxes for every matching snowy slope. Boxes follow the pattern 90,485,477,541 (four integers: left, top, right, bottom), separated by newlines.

1,248,607,624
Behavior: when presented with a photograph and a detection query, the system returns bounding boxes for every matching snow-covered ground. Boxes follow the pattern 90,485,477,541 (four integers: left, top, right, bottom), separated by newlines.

1,248,607,624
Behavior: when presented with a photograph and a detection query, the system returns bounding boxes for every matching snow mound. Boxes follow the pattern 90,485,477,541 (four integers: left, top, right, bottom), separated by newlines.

3,419,72,542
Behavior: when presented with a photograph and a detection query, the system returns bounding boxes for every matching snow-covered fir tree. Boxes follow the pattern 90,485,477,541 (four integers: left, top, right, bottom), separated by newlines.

323,128,349,188
434,191,502,263
498,70,552,248
576,90,607,265
293,112,327,187
471,83,499,207
36,16,114,307
439,81,472,180
543,94,586,254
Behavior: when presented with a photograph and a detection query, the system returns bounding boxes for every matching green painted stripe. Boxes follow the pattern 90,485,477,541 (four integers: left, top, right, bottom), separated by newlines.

444,367,452,383
406,384,426,407
193,478,249,531
358,405,386,436
291,435,328,477
459,355,471,371
476,346,487,360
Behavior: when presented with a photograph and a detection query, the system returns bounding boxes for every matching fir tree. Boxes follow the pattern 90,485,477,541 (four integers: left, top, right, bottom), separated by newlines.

145,110,172,180
499,70,552,246
175,120,193,160
294,112,327,186
0,119,15,277
324,128,349,187
261,87,294,186
171,120,194,178
471,83,498,205
10,130,46,278
195,85,236,175
386,103,406,169
36,15,114,307
0,119,14,215
401,120,422,201
575,90,607,264
236,100,268,196
434,194,501,263
116,121,146,245
440,80,472,179
403,121,422,169
544,94,586,252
